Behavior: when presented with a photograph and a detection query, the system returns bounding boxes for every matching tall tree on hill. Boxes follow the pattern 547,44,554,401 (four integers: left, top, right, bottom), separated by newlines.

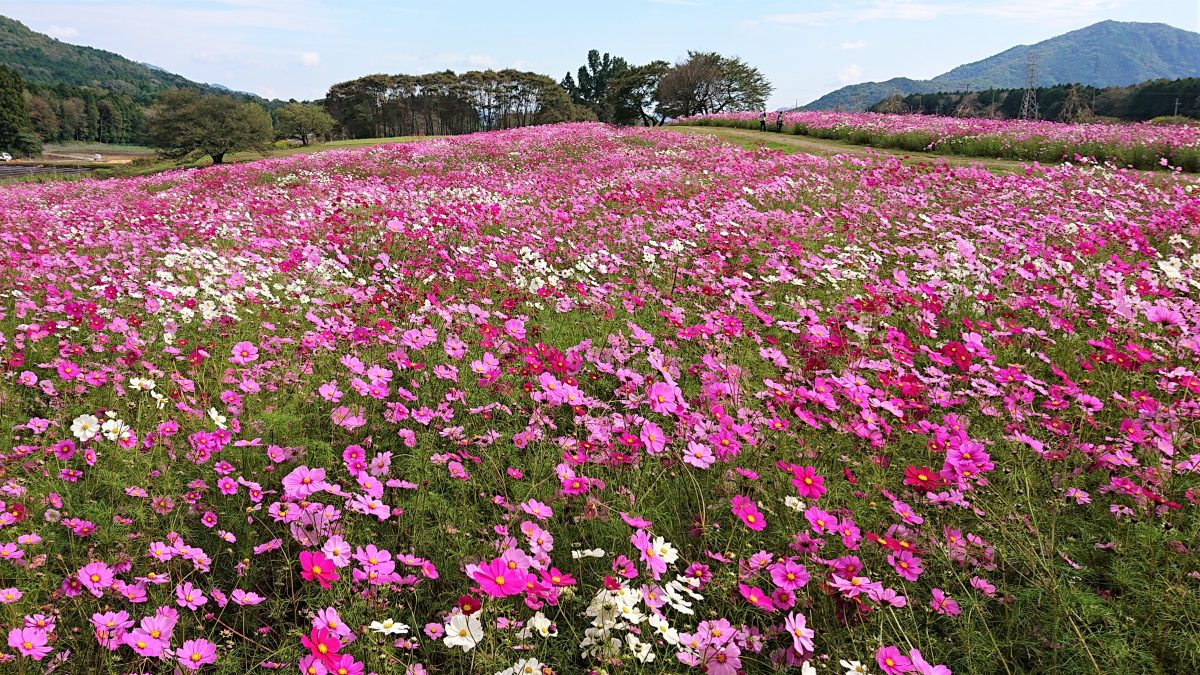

26,94,60,140
149,90,273,165
0,65,33,155
657,52,773,119
276,102,335,145
562,50,630,122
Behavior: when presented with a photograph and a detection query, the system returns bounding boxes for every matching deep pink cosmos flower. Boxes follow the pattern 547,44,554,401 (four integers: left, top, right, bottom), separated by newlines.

300,551,340,589
878,645,915,674
301,627,342,666
471,556,531,598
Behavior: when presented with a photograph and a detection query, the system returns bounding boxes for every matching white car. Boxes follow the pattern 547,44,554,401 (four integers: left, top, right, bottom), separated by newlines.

0,153,12,162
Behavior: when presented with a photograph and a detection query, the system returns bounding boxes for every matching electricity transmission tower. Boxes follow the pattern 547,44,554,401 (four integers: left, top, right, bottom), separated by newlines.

1019,52,1039,120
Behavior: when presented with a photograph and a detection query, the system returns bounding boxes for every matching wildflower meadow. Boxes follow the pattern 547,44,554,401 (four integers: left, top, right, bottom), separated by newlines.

1,122,1200,674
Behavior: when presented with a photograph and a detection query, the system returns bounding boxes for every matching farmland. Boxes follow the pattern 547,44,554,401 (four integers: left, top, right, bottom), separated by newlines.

0,122,1199,674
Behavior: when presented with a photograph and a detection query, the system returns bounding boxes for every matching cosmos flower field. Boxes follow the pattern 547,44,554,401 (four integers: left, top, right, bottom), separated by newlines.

1,122,1199,674
680,111,1200,172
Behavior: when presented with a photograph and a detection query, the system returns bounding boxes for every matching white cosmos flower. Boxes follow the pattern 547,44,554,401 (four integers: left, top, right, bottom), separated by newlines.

70,414,101,442
841,659,871,674
128,377,156,391
208,407,227,429
443,613,482,652
101,418,128,441
496,658,543,675
785,496,806,512
368,618,409,635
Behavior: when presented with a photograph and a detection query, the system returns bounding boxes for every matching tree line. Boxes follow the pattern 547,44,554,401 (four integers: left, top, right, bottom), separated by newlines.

0,49,773,160
324,70,583,138
323,50,773,139
869,78,1200,122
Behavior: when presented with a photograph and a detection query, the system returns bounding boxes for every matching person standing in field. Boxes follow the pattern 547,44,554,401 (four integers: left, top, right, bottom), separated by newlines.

760,111,767,132
775,111,784,132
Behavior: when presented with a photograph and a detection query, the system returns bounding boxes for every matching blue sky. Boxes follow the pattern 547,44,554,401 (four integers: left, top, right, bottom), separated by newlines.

1,0,1196,107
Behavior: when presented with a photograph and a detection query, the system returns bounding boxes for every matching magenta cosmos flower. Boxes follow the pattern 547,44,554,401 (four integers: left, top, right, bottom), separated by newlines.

300,550,340,589
471,556,531,598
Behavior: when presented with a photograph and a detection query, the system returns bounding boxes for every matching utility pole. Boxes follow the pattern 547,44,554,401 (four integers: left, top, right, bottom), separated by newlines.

1019,52,1039,120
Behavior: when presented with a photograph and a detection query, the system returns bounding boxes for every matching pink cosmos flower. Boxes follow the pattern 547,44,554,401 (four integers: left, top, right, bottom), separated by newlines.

7,627,50,660
124,627,167,657
738,583,775,612
177,638,218,670
471,556,530,598
878,645,915,674
731,495,766,531
930,588,961,616
229,341,259,365
769,560,809,591
631,529,667,580
889,550,924,582
791,465,826,499
683,442,715,469
282,465,328,499
783,611,814,654
78,561,113,597
175,582,208,610
301,627,342,666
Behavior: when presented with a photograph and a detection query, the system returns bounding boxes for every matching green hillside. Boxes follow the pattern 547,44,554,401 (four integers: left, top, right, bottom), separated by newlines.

0,15,256,103
806,21,1200,111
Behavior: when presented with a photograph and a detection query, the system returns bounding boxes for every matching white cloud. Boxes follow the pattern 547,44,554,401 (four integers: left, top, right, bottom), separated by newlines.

766,0,1127,26
300,51,320,66
836,64,864,84
840,40,868,49
47,25,78,39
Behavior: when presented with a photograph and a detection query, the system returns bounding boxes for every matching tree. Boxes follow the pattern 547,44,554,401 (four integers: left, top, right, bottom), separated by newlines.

0,65,30,154
276,102,335,145
1058,85,1091,123
562,50,630,122
657,52,773,119
149,90,273,165
875,94,908,114
25,93,59,141
609,61,670,126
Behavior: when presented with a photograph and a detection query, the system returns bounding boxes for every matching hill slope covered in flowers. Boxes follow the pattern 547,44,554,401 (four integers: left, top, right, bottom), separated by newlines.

1,123,1199,674
679,112,1200,172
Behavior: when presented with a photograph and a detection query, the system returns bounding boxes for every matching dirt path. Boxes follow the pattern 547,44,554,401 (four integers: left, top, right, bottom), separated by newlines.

666,125,1027,173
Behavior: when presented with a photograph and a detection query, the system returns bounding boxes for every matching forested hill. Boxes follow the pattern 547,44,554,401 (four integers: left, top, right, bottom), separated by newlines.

0,15,258,103
806,21,1200,111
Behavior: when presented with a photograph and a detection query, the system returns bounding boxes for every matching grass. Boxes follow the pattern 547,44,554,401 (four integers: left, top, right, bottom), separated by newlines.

3,137,439,183
668,125,1029,174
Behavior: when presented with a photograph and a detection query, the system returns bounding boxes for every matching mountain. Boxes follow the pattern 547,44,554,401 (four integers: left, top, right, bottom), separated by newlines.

805,21,1200,111
0,15,262,103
